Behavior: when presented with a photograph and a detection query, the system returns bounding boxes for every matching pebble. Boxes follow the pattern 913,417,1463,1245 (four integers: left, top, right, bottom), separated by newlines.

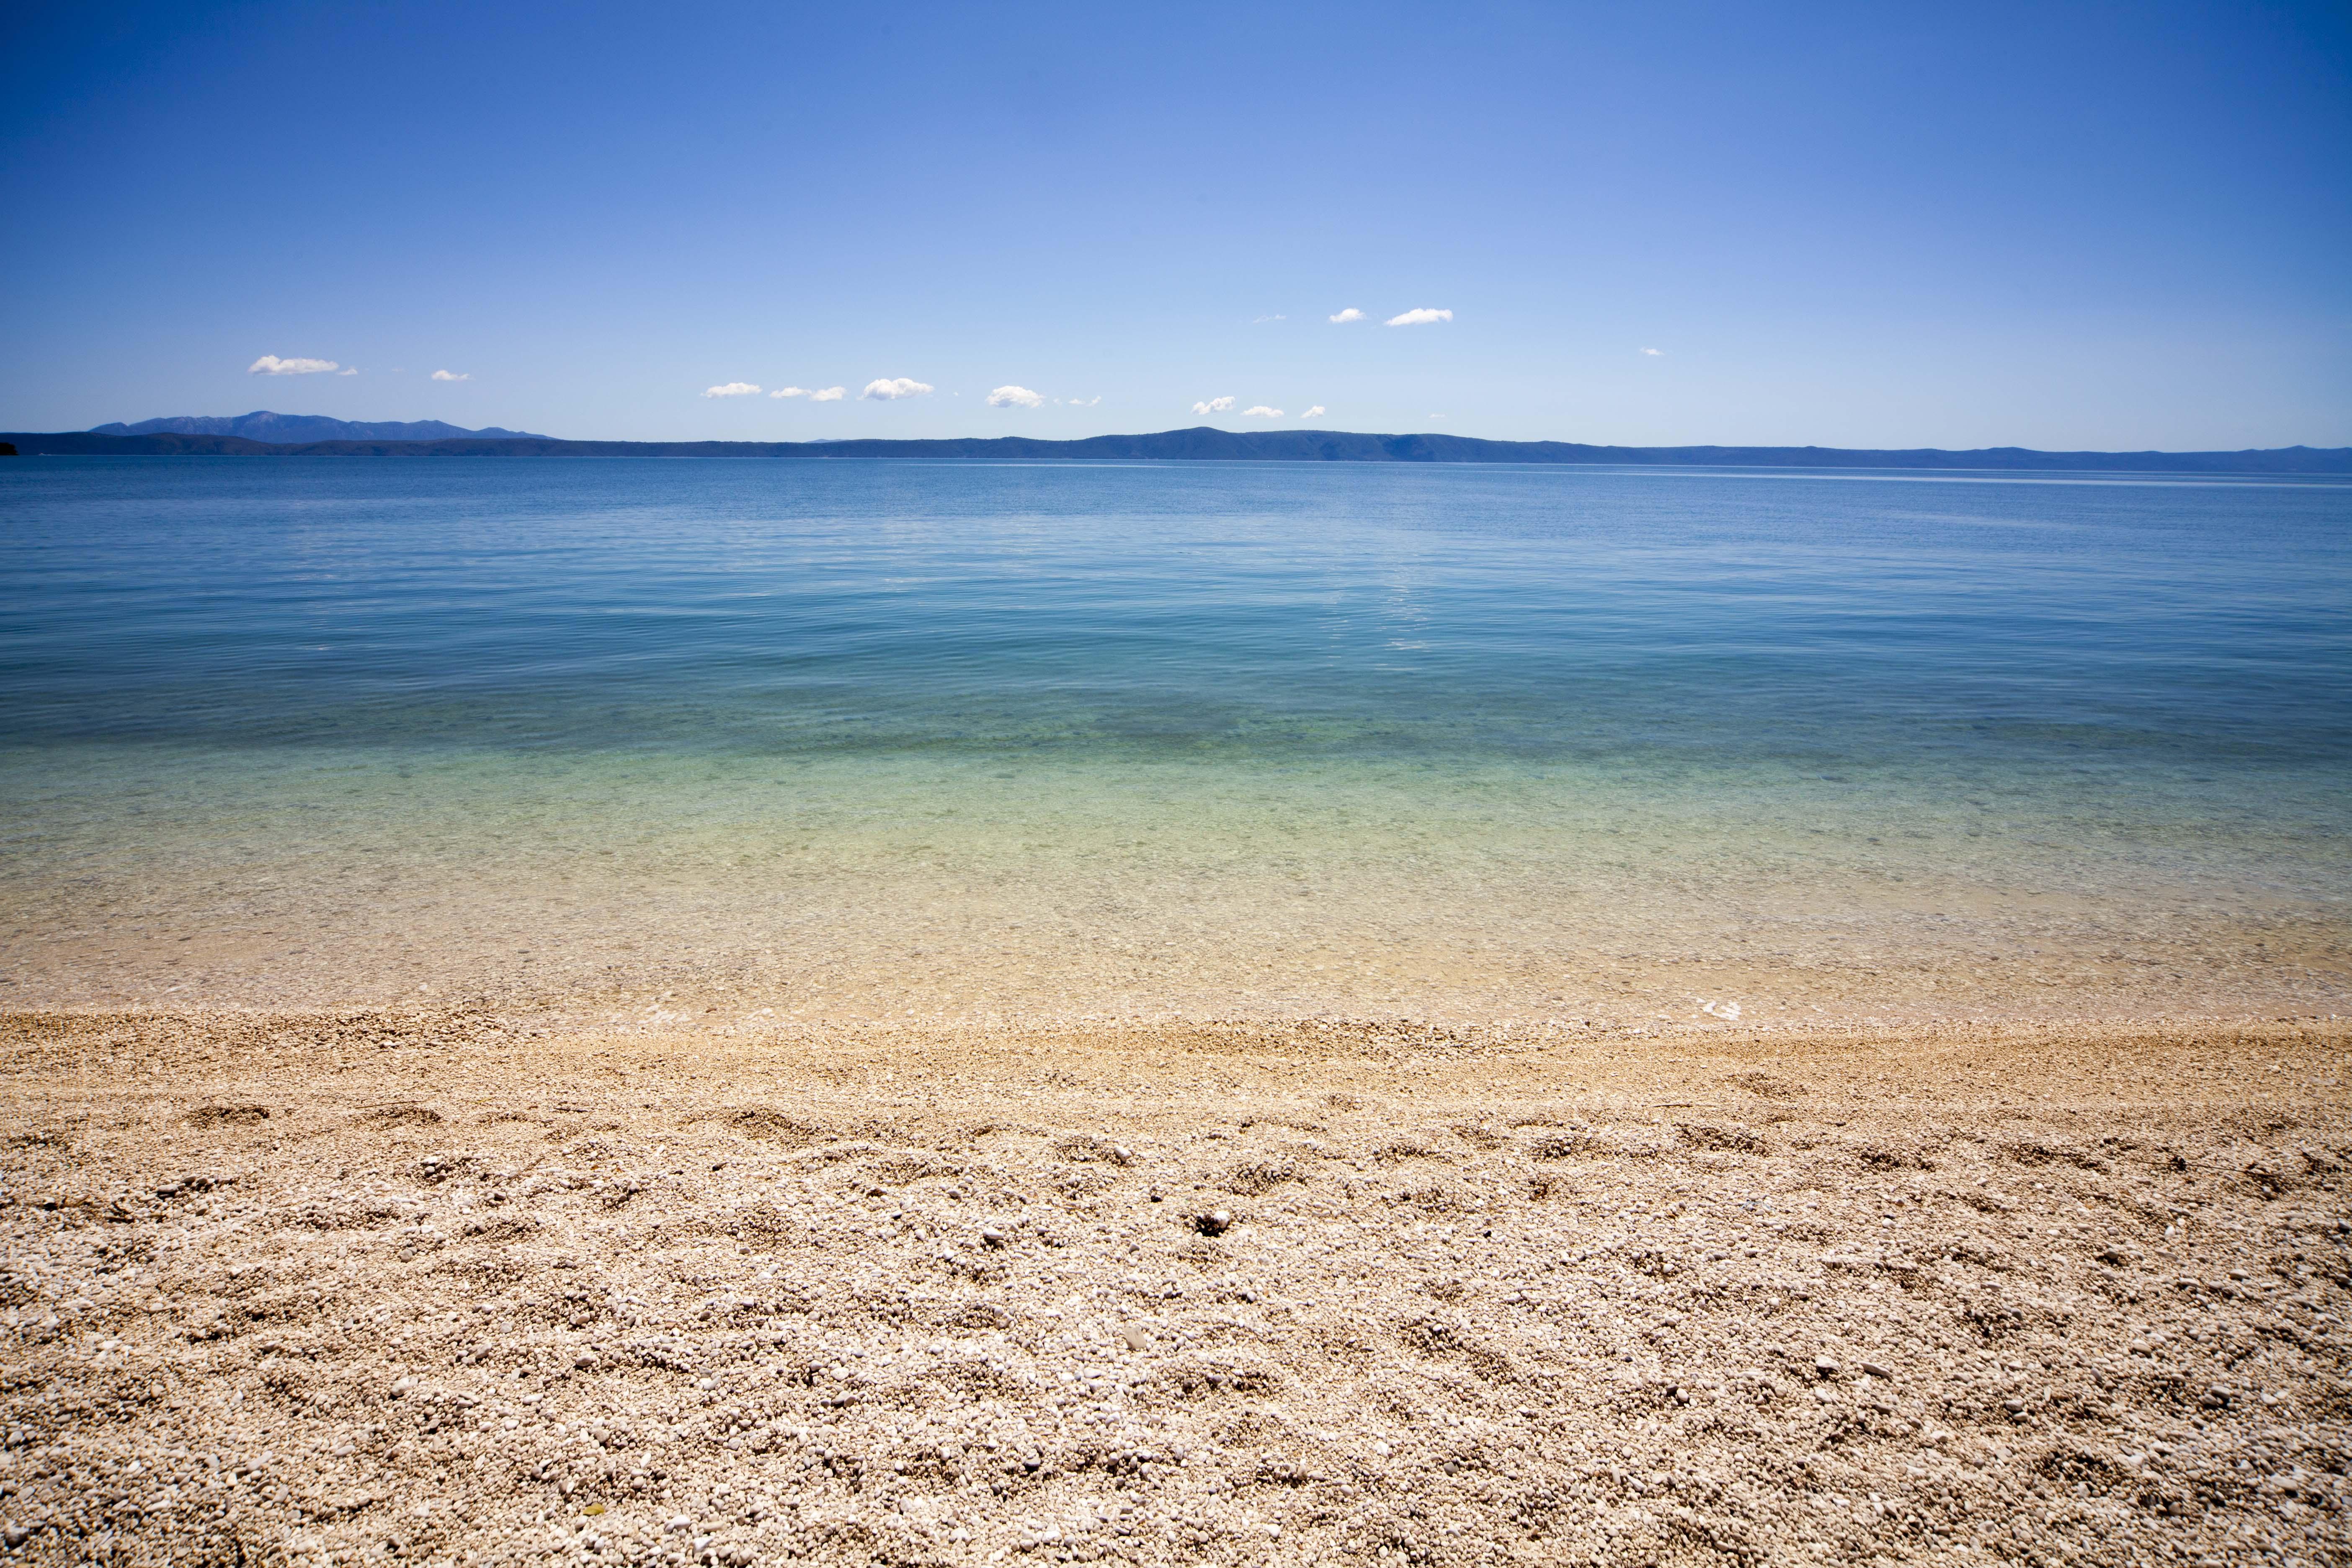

1195,1210,1233,1236
1814,1357,1840,1380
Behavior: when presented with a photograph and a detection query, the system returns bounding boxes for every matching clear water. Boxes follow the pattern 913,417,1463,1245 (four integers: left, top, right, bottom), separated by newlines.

4,456,2347,1024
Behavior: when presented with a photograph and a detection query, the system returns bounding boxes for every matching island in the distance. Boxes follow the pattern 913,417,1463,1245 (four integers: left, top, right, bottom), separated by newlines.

6,414,2348,472
86,411,552,442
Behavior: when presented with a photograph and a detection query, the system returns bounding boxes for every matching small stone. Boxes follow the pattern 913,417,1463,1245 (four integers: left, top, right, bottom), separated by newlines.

1814,1357,1840,1380
1120,1325,1151,1352
583,1504,605,1517
980,1227,1008,1248
1861,1362,1893,1380
1195,1210,1233,1236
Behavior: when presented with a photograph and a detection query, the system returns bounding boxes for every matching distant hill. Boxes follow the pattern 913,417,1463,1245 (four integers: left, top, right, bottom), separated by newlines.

87,411,549,442
8,425,2348,473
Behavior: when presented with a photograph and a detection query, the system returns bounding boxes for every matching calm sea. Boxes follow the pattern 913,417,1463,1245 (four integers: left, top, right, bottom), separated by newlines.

3,456,2347,1024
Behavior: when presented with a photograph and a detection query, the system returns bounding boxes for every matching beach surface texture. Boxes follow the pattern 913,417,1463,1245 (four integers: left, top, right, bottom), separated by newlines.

4,1008,2346,1566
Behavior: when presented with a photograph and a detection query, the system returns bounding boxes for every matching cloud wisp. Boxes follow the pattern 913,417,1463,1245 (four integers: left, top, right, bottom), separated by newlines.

1241,405,1283,419
1191,396,1235,415
987,385,1045,409
808,387,846,401
1301,405,1326,419
431,369,472,382
1385,308,1452,327
861,377,934,401
703,382,761,398
1328,309,1365,324
336,367,358,376
248,355,338,376
1641,347,1665,356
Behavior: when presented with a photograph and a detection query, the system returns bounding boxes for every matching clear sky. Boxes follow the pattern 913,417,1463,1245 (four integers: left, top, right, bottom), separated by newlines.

3,0,2346,448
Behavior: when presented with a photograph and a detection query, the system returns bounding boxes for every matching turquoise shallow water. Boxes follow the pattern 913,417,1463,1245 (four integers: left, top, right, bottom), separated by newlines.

3,457,2347,1021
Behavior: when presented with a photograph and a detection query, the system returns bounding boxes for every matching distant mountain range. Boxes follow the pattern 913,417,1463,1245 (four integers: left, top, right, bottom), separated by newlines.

7,423,2347,473
86,411,549,442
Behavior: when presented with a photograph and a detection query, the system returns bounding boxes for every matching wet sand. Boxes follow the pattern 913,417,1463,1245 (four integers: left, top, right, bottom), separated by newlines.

3,1008,2347,1565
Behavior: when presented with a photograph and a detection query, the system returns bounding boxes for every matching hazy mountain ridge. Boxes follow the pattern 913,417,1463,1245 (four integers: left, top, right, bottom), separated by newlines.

87,411,548,442
12,424,2349,472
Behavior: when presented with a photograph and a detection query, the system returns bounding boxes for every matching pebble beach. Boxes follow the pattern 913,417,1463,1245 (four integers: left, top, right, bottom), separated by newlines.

3,1006,2345,1566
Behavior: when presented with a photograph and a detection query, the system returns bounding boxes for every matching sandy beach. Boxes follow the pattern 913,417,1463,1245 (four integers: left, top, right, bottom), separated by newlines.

4,1006,2345,1566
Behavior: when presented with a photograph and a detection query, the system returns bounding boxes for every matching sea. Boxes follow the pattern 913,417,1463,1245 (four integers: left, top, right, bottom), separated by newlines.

3,456,2347,1027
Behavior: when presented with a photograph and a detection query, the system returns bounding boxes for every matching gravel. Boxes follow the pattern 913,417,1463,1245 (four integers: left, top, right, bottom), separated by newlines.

0,1007,2346,1566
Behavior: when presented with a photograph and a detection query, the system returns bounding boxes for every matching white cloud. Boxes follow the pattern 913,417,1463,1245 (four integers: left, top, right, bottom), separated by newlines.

1328,308,1365,324
1057,395,1101,407
1241,405,1283,419
1191,396,1235,415
248,355,338,376
337,367,359,376
861,377,934,400
431,369,472,382
702,382,761,398
807,386,846,401
1385,308,1452,326
1301,405,1326,419
1253,313,1287,323
1640,347,1664,356
987,385,1045,409
769,386,810,399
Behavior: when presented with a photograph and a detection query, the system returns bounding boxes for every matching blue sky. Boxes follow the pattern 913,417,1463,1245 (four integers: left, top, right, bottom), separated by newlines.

3,1,2346,447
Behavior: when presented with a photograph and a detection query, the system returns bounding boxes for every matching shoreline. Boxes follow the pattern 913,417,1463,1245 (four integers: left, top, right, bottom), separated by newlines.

5,1008,2345,1564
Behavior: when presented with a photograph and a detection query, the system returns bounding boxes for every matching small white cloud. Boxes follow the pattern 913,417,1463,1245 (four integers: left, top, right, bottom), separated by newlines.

1056,395,1101,407
431,369,472,382
987,385,1045,409
769,386,810,399
702,382,761,398
1640,347,1664,356
1191,396,1235,415
1328,308,1365,324
337,367,359,376
1385,308,1452,326
861,377,934,400
1301,405,1326,419
807,386,846,401
1241,405,1283,419
248,355,338,376
1253,314,1288,323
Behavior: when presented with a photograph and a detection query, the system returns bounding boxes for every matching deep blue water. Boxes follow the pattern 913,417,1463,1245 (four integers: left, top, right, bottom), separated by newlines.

5,458,2348,772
